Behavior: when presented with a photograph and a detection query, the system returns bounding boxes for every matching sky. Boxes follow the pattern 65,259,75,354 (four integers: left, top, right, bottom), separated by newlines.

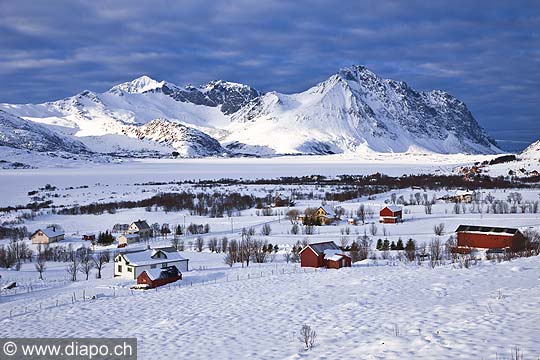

1,1,538,151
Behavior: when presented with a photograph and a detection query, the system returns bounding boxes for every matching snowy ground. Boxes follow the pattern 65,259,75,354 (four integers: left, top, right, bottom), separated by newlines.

1,157,539,359
2,255,540,359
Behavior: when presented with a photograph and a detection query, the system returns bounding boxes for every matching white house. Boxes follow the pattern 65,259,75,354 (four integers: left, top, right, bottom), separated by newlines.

31,226,65,244
114,247,189,280
126,220,152,238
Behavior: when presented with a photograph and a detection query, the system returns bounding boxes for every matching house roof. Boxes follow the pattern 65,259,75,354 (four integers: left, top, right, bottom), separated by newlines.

132,220,150,230
382,205,402,213
319,205,335,217
32,227,64,238
142,266,180,281
300,241,340,256
121,249,186,266
455,225,520,236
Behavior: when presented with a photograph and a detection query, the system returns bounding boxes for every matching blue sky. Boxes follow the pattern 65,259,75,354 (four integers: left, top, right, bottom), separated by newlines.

1,1,538,151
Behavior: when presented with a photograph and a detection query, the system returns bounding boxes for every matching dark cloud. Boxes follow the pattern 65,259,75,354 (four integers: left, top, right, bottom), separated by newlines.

0,0,538,150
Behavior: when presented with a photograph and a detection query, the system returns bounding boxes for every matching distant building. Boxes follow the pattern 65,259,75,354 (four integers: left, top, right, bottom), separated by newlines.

529,170,539,177
31,227,65,244
379,206,402,224
127,220,152,238
113,224,130,232
300,205,338,225
455,225,526,251
117,234,140,246
299,241,351,269
114,247,189,280
440,191,474,203
82,234,95,241
137,266,182,288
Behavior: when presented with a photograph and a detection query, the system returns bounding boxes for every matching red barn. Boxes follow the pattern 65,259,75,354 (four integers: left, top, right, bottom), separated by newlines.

299,241,351,269
455,225,526,251
379,206,402,224
137,266,182,288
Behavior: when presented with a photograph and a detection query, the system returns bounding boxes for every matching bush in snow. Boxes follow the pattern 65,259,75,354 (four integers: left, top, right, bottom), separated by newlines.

298,324,316,351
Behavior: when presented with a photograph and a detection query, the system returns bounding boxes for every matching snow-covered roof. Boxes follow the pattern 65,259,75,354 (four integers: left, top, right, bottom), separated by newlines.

143,265,180,281
319,205,335,217
455,225,520,236
300,241,340,256
382,205,402,213
121,249,186,266
33,227,64,238
131,220,150,230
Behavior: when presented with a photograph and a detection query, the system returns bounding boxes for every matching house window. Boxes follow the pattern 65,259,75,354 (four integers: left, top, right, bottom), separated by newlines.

117,265,122,272
127,267,133,272
150,264,157,269
161,263,167,268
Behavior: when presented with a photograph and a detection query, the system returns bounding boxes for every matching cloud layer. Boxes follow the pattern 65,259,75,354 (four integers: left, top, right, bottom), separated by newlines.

1,0,538,150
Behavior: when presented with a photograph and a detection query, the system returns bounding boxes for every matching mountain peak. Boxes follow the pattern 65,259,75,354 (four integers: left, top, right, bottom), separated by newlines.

109,75,166,94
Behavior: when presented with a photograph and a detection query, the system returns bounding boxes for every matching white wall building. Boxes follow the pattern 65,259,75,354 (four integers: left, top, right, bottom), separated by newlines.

114,247,189,280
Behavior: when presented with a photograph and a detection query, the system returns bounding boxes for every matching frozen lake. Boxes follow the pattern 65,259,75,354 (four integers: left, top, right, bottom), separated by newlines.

0,154,488,207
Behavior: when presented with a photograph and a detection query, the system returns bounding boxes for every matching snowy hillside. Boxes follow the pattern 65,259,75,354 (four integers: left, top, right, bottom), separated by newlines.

0,110,87,153
521,140,540,159
0,66,500,158
122,119,227,157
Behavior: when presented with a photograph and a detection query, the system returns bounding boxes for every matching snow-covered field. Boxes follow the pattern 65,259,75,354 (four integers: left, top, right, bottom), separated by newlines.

1,158,539,360
2,254,540,359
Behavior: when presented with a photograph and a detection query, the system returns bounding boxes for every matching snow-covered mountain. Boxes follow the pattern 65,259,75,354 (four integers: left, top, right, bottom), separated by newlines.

521,140,540,159
227,66,499,154
0,110,87,153
0,66,500,158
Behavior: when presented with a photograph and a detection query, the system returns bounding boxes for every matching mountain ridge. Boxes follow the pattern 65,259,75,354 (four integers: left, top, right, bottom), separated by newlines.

0,65,501,158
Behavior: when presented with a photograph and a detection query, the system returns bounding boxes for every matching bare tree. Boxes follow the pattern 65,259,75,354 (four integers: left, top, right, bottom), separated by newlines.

283,249,292,263
196,236,204,252
298,324,317,350
66,251,79,282
369,223,378,236
286,209,300,224
261,223,272,236
357,205,366,224
35,256,46,280
79,250,94,280
92,250,110,279
433,223,445,236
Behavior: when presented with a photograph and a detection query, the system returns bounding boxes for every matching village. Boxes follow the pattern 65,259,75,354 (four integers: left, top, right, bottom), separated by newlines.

1,179,540,358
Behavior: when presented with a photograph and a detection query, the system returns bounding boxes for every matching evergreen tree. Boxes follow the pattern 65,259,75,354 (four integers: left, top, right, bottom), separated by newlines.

382,239,390,251
376,239,383,250
396,238,404,250
390,241,396,250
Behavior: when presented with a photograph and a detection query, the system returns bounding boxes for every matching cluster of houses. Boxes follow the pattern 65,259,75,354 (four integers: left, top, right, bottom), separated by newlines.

297,224,528,270
298,204,404,226
30,219,152,246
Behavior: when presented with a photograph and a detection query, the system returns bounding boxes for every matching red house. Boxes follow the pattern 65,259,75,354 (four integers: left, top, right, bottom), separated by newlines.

137,266,182,288
299,241,352,269
379,206,402,224
455,225,526,251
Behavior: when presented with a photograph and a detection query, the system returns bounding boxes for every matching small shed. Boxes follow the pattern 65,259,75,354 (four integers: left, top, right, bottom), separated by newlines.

117,234,140,246
324,250,352,269
455,225,526,251
137,266,182,288
299,241,351,268
379,206,402,224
